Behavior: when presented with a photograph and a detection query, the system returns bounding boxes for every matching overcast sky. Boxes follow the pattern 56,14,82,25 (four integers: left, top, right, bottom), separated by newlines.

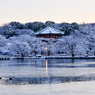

0,0,95,25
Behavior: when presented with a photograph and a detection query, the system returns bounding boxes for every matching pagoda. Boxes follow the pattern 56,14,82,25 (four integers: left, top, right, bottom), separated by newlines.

35,26,64,39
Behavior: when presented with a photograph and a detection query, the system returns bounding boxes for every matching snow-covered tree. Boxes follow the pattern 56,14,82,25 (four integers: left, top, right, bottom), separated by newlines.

25,22,46,32
3,28,18,38
15,29,35,36
9,41,31,57
0,35,8,47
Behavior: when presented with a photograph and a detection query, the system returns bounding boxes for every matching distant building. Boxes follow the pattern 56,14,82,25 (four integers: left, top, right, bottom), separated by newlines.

35,26,64,39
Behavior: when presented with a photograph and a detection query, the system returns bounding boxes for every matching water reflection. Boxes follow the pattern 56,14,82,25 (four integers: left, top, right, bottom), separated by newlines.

7,59,95,68
1,59,95,85
46,60,48,77
1,75,95,85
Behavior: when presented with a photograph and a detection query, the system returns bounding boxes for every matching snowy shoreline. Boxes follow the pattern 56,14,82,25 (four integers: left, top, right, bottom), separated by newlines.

1,56,95,60
12,56,95,59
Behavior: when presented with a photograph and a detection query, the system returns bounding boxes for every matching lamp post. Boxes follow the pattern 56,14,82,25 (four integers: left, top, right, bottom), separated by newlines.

45,47,48,57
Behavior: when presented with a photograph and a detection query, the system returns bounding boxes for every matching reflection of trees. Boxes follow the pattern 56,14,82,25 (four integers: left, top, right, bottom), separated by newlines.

71,59,74,63
16,58,24,63
46,60,48,77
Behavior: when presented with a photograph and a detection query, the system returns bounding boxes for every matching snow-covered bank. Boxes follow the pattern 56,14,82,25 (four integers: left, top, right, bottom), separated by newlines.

11,56,95,59
2,55,95,60
0,81,95,95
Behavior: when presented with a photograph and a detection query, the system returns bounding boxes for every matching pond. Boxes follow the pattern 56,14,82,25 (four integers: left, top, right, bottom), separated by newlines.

0,58,95,95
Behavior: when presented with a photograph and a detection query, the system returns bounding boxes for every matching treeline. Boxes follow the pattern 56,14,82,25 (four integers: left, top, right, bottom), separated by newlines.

0,21,80,38
0,21,95,57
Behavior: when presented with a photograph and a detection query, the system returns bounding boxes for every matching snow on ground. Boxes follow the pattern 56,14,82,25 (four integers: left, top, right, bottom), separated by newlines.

0,81,95,95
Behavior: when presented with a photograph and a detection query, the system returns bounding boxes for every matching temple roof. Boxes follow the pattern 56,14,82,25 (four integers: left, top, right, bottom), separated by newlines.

35,26,64,35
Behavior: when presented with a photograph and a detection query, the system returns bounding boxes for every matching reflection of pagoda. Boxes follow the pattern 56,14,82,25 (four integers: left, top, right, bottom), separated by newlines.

35,26,64,39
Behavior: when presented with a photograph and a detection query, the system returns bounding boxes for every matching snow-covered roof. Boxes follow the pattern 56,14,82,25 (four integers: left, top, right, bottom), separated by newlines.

35,26,64,35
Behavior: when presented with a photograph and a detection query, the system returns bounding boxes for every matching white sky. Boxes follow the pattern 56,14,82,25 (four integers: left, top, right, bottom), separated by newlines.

0,0,95,25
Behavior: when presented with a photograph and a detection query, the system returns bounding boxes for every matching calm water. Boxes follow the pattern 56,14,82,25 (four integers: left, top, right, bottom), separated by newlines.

0,58,95,84
0,58,95,94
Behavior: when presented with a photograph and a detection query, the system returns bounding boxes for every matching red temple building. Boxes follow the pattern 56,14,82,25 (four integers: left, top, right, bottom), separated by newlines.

35,26,64,39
